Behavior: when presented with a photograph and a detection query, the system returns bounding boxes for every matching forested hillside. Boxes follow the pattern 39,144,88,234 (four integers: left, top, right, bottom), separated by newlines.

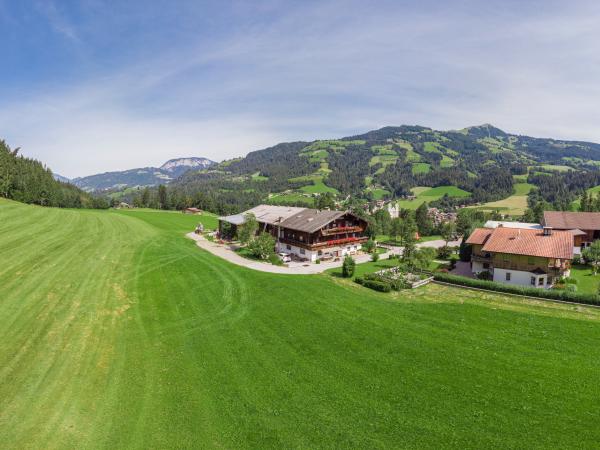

0,140,107,208
143,124,600,215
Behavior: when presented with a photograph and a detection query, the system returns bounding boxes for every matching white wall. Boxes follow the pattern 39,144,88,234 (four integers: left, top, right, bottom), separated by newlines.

276,242,362,263
493,268,547,288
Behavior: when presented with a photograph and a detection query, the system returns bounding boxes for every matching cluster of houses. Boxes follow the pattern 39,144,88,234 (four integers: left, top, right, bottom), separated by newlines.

219,205,369,262
466,211,600,288
371,199,457,224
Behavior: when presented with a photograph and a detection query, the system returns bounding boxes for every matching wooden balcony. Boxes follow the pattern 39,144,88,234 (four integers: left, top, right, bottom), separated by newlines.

320,226,363,236
279,236,368,250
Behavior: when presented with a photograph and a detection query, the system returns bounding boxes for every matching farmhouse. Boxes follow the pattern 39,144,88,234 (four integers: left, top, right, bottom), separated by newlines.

542,211,600,254
219,205,368,262
184,207,202,215
466,226,573,288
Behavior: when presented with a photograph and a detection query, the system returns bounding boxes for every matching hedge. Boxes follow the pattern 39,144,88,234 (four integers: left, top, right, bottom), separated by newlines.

355,277,392,292
433,273,600,306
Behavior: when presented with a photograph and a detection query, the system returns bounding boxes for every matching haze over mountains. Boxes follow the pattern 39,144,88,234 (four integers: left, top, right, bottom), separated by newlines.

66,157,215,192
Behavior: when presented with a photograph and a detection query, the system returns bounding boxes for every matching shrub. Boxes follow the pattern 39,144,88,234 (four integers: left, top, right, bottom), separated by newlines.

371,252,380,262
362,239,375,253
315,259,321,264
565,284,578,293
362,279,392,292
477,270,493,281
433,273,600,306
342,255,356,278
247,232,276,260
573,254,581,265
268,253,283,266
437,246,452,259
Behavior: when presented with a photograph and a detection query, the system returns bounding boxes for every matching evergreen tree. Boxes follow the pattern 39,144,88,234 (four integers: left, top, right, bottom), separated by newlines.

158,185,168,209
415,202,433,236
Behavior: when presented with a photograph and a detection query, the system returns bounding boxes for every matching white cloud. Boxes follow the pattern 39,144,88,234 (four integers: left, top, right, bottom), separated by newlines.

2,0,600,176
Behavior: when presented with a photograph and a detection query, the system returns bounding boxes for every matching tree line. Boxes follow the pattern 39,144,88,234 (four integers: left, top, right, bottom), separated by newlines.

0,140,108,209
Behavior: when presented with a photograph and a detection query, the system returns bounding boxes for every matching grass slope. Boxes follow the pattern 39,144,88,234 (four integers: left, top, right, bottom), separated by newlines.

397,185,470,209
3,198,600,447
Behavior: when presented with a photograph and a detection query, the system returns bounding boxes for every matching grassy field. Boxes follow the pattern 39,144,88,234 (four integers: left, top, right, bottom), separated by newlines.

469,183,534,216
299,178,339,194
397,185,470,209
411,162,431,174
267,192,314,206
4,198,600,447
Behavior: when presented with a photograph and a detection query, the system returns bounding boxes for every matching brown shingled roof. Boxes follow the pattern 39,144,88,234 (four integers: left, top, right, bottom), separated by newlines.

465,228,494,245
481,227,573,260
279,209,349,233
543,211,600,231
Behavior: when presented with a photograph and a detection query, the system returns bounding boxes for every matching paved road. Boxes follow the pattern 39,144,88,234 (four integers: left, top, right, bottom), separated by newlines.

186,233,387,274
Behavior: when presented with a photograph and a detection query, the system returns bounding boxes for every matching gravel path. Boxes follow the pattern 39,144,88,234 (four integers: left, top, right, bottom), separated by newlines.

186,232,383,274
186,233,462,274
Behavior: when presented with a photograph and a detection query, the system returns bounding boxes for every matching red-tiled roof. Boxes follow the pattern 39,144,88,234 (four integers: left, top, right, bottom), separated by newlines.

543,211,600,231
465,228,493,245
480,227,573,260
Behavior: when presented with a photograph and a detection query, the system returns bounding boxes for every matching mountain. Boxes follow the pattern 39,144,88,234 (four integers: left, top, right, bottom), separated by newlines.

72,157,215,192
52,173,70,183
164,124,600,215
160,157,214,177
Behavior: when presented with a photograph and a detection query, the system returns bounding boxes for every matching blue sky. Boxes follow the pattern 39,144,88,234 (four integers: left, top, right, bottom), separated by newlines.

1,0,600,177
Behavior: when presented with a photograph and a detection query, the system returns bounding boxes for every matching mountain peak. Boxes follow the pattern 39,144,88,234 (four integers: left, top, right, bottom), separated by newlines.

160,157,215,172
463,124,507,138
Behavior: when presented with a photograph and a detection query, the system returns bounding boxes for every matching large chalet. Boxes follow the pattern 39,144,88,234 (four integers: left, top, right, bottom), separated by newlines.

466,225,573,287
219,205,368,262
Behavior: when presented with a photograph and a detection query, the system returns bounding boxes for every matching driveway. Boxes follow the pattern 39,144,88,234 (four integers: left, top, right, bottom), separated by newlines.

186,233,387,275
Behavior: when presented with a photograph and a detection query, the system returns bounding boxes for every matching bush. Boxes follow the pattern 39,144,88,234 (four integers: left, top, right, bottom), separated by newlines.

268,253,283,266
362,279,392,292
362,239,375,253
477,270,493,281
342,255,356,278
573,254,581,265
433,273,600,306
315,259,321,264
371,252,380,262
565,284,578,293
437,246,452,259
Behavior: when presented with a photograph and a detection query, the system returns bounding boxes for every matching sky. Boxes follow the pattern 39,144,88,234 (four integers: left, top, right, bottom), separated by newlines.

1,0,600,178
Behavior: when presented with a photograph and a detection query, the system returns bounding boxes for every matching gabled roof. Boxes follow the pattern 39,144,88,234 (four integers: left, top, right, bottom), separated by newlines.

465,228,494,245
568,228,587,236
479,227,573,260
484,220,542,230
543,211,600,231
280,209,352,233
219,204,304,226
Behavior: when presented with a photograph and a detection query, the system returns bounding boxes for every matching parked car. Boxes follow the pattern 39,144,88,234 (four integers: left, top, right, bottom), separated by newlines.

278,252,292,263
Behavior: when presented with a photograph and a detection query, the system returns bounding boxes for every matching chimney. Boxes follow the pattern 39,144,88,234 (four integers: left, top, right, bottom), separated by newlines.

543,226,553,236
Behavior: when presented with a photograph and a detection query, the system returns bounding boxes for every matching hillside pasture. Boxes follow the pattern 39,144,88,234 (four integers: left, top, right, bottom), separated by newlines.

4,199,600,447
411,162,431,174
469,182,534,216
396,185,470,209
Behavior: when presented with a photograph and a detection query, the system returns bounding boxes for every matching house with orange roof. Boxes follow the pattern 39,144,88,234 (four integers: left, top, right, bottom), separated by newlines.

466,225,573,287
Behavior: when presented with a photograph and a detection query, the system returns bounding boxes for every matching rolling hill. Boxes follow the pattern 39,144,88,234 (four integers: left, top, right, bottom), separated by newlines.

167,124,600,214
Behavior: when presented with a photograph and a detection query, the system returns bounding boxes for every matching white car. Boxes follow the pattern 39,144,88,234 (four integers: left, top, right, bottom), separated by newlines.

278,252,292,263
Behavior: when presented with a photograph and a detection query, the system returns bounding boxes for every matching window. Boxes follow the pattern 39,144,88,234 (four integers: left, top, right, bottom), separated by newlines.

547,276,553,285
538,277,544,286
530,276,536,286
318,250,323,256
286,245,291,250
483,263,489,269
505,272,511,281
300,248,305,255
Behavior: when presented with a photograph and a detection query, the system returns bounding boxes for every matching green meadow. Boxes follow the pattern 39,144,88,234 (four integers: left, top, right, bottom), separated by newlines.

3,198,600,448
396,185,470,209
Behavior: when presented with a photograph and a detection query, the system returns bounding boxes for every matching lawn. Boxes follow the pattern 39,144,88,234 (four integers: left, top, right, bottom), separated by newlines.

4,198,600,447
540,164,573,172
570,264,600,295
251,172,268,181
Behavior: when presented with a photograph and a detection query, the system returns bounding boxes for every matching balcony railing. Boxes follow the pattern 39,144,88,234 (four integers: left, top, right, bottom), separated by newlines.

320,226,363,236
279,236,367,250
